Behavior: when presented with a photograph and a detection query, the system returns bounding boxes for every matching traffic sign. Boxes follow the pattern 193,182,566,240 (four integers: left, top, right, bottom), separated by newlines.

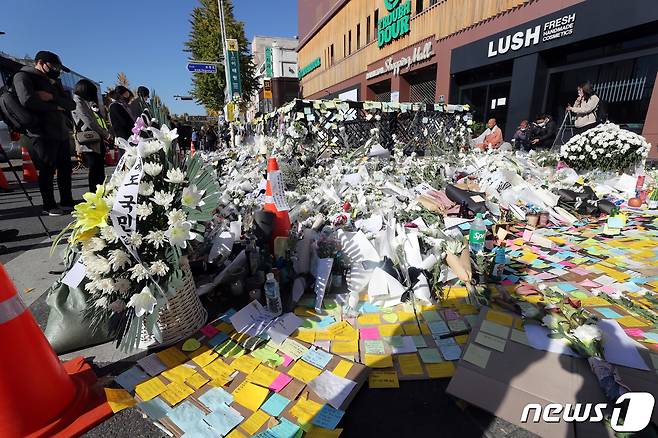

187,62,217,74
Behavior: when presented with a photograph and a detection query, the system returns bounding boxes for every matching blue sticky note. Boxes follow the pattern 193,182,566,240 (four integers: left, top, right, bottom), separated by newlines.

218,309,237,322
557,283,578,293
269,417,300,438
181,422,216,438
630,277,649,284
607,217,624,229
207,331,229,348
198,387,234,411
311,404,345,430
316,316,336,328
261,393,291,417
137,397,172,420
301,348,332,369
428,321,450,335
203,405,243,436
458,222,472,231
439,344,462,361
167,401,206,433
595,308,623,319
621,282,641,292
115,366,149,392
644,332,658,342
356,302,381,313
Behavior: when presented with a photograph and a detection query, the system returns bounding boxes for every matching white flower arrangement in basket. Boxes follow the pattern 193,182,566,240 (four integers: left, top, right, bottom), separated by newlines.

559,123,651,172
55,123,221,351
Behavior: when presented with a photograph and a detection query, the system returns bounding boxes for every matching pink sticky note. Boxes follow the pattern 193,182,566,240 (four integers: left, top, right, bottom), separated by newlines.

625,328,645,337
359,327,381,340
282,354,294,367
570,267,590,276
536,272,558,280
522,230,533,241
579,279,601,288
599,285,617,295
560,261,577,267
200,324,220,338
270,373,293,392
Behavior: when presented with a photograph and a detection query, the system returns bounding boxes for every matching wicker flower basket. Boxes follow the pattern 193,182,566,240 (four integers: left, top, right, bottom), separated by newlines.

139,257,207,349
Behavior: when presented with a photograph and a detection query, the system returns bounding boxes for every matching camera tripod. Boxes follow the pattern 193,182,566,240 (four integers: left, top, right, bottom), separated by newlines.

0,142,51,239
551,111,575,151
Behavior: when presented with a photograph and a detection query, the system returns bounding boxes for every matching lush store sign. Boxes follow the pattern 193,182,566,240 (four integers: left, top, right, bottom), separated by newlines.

299,57,321,79
487,13,577,57
378,0,411,48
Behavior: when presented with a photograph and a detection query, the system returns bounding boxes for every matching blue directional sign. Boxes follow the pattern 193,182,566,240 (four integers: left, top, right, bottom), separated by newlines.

186,62,217,74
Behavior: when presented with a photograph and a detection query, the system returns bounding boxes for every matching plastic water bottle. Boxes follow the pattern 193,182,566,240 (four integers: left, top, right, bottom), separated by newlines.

264,273,282,316
469,213,486,254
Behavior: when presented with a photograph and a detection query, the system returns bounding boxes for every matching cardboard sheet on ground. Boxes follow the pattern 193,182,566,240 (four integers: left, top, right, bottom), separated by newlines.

447,307,658,438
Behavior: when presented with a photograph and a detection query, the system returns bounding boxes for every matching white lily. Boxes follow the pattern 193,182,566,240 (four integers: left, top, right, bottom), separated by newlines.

127,286,158,317
165,220,196,249
181,184,206,209
148,125,179,149
165,168,186,184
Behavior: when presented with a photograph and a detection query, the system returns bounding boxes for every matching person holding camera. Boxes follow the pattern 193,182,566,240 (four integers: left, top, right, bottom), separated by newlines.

530,114,557,149
13,51,76,216
567,82,600,135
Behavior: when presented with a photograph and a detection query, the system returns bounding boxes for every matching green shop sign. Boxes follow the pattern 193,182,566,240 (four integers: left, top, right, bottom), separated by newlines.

378,0,411,48
298,57,321,79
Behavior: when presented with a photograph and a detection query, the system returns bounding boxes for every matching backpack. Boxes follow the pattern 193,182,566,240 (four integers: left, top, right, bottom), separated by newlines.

0,72,40,134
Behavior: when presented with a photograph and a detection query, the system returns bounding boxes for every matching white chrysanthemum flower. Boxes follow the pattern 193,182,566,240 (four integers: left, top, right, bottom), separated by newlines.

128,232,143,248
139,181,155,197
182,185,206,209
152,191,174,209
165,168,186,184
115,278,131,295
97,278,115,294
85,280,100,293
136,203,153,219
129,264,149,282
138,139,164,157
143,162,163,177
149,260,169,277
164,221,196,249
146,230,168,249
167,209,187,226
109,249,131,270
573,324,602,344
86,255,111,275
148,125,178,148
127,286,158,317
94,296,108,308
100,226,119,243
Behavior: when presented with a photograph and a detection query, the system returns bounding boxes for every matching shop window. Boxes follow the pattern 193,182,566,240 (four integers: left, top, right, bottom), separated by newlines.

367,16,371,43
348,30,352,55
374,9,379,33
344,35,346,58
405,65,437,103
330,44,334,66
357,24,361,50
369,79,391,102
459,81,511,131
430,0,438,5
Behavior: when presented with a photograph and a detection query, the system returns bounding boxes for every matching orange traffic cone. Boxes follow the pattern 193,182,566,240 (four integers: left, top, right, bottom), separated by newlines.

190,139,196,157
0,165,9,190
263,157,291,249
21,147,38,183
0,264,112,437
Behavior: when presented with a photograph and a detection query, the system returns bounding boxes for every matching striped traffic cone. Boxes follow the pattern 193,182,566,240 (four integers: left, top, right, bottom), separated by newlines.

21,147,38,183
0,264,112,437
263,157,291,249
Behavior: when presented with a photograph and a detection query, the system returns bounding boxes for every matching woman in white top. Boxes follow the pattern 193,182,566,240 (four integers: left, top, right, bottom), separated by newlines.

567,82,600,135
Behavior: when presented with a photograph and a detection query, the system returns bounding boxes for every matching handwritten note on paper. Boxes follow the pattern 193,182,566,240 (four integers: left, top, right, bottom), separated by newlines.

462,343,492,368
368,370,400,388
288,360,323,383
279,338,309,360
314,258,334,311
240,410,271,436
475,331,507,352
479,320,510,339
397,353,424,375
204,404,244,437
307,370,357,409
233,380,270,412
311,404,345,430
301,347,333,369
230,300,275,336
267,313,303,345
269,170,290,212
332,360,353,378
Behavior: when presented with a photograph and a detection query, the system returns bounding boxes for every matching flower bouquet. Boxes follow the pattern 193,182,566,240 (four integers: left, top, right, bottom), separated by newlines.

560,123,651,172
56,123,220,351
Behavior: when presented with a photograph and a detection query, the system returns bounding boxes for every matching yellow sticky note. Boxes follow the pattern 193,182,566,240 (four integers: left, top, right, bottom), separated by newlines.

162,364,197,383
187,373,210,390
315,330,333,341
287,360,322,383
104,388,136,413
364,354,393,368
402,323,421,336
328,321,358,341
233,380,270,412
616,315,650,328
485,310,514,327
397,353,423,375
290,397,323,426
230,354,261,374
331,339,359,354
378,323,403,337
513,318,524,330
248,364,281,387
215,321,235,333
202,358,234,380
447,287,469,299
455,334,469,345
580,297,611,306
227,429,248,438
357,314,381,325
332,360,353,378
241,410,271,435
209,376,232,387
396,312,415,323
426,362,455,378
306,426,344,438
156,347,188,369
160,381,194,406
135,377,167,401
294,329,316,344
368,370,399,388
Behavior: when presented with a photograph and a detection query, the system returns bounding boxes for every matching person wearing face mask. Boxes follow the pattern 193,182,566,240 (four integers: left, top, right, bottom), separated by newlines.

13,50,76,216
567,82,600,135
108,85,135,147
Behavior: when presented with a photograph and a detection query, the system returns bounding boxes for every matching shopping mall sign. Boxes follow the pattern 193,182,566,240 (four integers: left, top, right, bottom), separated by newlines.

378,0,411,48
299,57,321,79
367,41,434,80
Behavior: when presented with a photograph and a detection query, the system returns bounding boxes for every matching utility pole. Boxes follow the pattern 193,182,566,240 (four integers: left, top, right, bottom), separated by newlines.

217,0,231,105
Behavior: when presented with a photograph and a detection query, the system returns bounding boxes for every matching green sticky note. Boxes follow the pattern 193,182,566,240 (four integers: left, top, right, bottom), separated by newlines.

412,335,427,348
364,340,386,355
418,348,443,364
215,340,244,358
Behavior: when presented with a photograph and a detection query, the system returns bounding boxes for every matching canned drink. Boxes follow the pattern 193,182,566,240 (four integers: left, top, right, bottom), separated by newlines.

636,175,646,191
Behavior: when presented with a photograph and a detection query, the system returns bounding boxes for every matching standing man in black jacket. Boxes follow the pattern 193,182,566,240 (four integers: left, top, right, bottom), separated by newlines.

13,51,76,216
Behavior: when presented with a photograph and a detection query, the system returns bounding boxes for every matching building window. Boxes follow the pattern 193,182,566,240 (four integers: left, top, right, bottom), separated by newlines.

348,30,352,55
330,44,334,66
430,0,438,5
366,16,371,43
343,34,346,58
374,9,379,33
356,24,361,50
416,0,424,14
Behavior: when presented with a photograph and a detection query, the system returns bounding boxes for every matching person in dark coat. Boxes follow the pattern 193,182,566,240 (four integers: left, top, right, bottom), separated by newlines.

13,51,76,216
531,114,557,149
205,125,217,150
512,120,532,151
108,85,135,144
